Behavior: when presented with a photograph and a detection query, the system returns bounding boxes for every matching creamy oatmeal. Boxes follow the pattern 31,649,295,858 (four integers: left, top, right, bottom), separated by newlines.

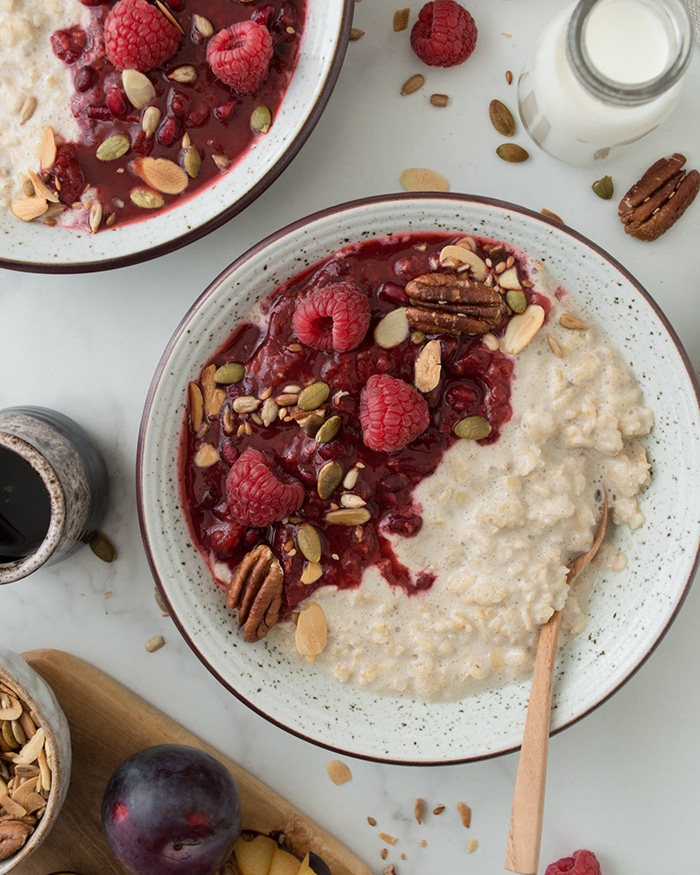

0,0,89,208
180,232,653,701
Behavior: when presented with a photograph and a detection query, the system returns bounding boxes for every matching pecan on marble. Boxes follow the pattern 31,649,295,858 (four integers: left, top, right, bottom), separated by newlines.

405,272,508,335
618,153,700,241
226,544,284,642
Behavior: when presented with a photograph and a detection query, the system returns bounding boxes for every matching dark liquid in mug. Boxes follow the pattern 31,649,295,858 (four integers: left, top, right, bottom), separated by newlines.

0,446,52,562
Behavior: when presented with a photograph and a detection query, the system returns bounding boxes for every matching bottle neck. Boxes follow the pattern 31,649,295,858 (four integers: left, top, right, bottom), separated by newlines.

566,0,694,106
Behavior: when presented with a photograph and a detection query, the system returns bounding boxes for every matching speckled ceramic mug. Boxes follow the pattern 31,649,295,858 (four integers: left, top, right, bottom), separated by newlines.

0,407,109,584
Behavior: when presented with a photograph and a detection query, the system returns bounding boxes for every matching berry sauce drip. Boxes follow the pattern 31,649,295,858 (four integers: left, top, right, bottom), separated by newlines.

48,0,306,229
180,232,542,619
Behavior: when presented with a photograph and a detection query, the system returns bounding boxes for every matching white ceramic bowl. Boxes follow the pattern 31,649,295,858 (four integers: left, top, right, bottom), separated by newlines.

0,0,352,274
137,194,700,764
0,646,71,873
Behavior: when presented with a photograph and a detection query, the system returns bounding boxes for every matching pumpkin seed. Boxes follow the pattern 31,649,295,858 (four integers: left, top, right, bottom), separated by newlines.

592,174,614,199
97,134,131,162
506,289,527,313
251,105,272,133
496,143,529,163
454,415,491,440
297,523,322,563
122,69,155,109
489,99,516,137
214,362,245,384
325,507,372,526
315,415,341,444
142,105,162,137
298,381,330,411
130,187,165,210
317,460,343,500
85,531,117,563
183,146,202,179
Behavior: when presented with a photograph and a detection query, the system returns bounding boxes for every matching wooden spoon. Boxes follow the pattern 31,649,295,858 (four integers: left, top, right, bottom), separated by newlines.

505,487,609,875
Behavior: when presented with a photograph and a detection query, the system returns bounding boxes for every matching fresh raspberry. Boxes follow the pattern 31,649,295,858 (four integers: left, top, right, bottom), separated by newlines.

410,0,478,67
292,282,371,353
207,21,274,94
225,448,304,527
545,849,602,875
360,374,430,453
104,0,181,73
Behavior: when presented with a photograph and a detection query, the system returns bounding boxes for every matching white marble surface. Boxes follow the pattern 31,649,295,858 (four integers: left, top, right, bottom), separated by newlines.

2,1,700,872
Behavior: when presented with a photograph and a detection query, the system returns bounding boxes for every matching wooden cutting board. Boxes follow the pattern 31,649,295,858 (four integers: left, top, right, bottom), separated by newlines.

16,649,371,875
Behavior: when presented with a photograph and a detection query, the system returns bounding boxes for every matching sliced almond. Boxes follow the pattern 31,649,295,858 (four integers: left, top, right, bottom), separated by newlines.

194,444,220,468
502,304,545,354
40,125,57,169
439,245,487,280
193,14,214,37
189,381,205,435
14,727,44,765
132,156,188,195
374,307,410,349
122,69,156,109
10,197,48,222
414,338,442,392
295,602,327,661
496,265,521,290
326,759,353,785
300,562,323,585
400,167,449,192
28,170,59,203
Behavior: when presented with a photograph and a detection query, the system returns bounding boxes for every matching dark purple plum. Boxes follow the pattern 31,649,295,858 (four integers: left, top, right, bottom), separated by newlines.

101,744,242,875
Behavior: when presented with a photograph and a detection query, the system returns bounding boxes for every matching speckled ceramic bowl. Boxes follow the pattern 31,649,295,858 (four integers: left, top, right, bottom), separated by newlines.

0,0,352,274
137,194,700,764
0,647,71,873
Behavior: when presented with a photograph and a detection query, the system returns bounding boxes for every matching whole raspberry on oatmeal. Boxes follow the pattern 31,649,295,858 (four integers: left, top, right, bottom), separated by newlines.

410,0,478,67
292,282,372,353
207,20,274,94
545,849,603,875
360,374,430,452
226,448,305,527
104,0,181,72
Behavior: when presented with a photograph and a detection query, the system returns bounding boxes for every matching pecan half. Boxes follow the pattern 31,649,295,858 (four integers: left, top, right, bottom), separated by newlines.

0,819,32,861
618,153,700,241
226,544,284,642
405,273,507,335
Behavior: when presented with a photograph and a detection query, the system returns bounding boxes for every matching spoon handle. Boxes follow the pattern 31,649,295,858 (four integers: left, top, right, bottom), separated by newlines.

504,609,563,875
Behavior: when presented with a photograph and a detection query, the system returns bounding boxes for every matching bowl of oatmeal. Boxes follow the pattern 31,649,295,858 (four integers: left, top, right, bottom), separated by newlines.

0,0,352,273
137,193,700,764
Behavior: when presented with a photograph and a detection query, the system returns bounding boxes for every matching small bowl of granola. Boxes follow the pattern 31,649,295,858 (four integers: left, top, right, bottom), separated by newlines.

0,0,352,273
0,647,71,872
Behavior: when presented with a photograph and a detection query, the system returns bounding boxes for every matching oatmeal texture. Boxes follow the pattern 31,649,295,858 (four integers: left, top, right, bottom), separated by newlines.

280,265,653,700
0,0,89,208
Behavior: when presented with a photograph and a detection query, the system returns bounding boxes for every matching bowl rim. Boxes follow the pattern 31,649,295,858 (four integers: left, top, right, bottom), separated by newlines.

0,0,355,275
137,192,700,765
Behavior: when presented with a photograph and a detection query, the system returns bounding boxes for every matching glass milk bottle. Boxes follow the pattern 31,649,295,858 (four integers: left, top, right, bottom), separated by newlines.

517,0,694,165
